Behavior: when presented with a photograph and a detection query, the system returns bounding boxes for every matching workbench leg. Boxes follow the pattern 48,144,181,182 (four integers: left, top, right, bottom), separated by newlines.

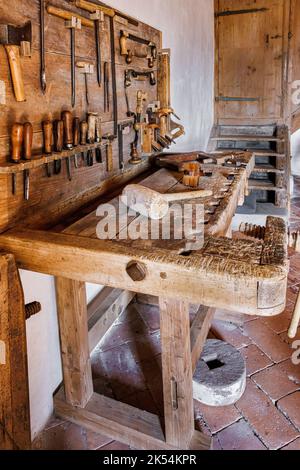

55,278,93,408
159,298,194,449
0,254,31,450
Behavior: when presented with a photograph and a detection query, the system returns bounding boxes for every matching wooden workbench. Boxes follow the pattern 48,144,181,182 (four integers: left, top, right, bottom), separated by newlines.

0,160,288,450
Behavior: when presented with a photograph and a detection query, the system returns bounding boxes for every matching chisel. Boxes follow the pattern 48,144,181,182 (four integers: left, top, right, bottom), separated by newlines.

73,117,80,168
11,123,24,195
23,122,33,200
80,120,88,165
62,111,73,180
42,120,53,177
53,120,63,174
40,0,46,93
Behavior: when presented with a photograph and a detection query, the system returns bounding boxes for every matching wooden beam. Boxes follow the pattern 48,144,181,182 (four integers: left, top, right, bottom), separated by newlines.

0,254,31,450
159,298,194,449
88,288,135,353
190,306,215,373
54,390,211,451
0,229,288,316
55,278,93,408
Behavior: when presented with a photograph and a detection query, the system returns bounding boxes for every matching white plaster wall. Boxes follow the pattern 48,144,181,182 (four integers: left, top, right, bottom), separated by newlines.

24,0,215,437
291,129,300,176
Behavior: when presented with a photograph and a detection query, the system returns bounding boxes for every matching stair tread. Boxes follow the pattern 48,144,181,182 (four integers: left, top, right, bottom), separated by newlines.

253,165,283,174
248,179,284,191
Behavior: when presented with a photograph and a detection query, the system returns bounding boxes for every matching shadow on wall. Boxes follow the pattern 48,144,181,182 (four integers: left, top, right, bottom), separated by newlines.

292,128,300,176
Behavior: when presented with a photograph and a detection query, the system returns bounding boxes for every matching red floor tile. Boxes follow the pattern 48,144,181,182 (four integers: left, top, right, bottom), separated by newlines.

194,401,241,434
216,419,266,450
260,303,295,334
277,392,300,431
281,438,300,450
211,320,251,349
252,360,300,401
279,327,300,345
236,379,298,449
240,344,273,376
243,320,292,363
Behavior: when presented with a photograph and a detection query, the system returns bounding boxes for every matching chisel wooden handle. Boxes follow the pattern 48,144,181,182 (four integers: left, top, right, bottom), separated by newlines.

11,123,24,162
5,45,25,102
42,120,53,154
23,122,33,160
87,113,97,143
53,120,64,152
46,4,94,27
106,142,113,172
73,117,80,146
80,121,88,145
61,111,73,149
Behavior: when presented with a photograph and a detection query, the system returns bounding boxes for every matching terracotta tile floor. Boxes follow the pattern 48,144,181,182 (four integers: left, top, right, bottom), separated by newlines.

34,177,300,451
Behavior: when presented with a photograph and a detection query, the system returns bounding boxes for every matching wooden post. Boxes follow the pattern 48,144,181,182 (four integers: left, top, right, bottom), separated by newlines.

55,278,93,408
159,297,194,449
0,254,31,450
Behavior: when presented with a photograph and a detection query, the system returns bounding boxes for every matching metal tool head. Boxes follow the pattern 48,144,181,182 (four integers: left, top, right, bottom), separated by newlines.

0,21,32,45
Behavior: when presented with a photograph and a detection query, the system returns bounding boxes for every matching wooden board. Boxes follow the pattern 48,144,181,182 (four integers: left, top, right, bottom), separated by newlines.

0,0,161,233
0,254,31,450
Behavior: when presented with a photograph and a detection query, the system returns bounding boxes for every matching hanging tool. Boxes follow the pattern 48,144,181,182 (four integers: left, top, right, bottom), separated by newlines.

23,122,33,201
40,0,46,93
130,90,147,164
62,111,73,180
53,120,63,174
0,21,32,102
80,120,88,165
11,123,23,195
76,61,93,106
95,117,103,163
124,69,156,117
110,17,118,136
42,120,53,177
118,121,133,171
102,134,114,172
75,0,139,27
103,62,110,113
73,117,80,168
120,30,157,68
47,6,92,108
91,11,103,87
87,113,97,166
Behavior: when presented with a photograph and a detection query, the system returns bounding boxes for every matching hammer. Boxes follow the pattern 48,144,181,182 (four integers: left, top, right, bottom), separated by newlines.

121,184,212,220
0,21,32,102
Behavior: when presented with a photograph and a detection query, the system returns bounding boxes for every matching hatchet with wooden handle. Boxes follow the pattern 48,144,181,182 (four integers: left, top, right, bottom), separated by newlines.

121,184,212,220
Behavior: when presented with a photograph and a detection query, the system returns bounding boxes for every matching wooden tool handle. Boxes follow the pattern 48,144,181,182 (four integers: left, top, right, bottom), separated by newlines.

95,117,102,142
106,142,113,172
5,45,25,102
61,111,73,148
53,120,64,152
80,121,88,145
73,117,80,146
158,51,170,109
120,32,129,56
42,120,53,154
47,4,93,27
11,123,24,162
87,114,96,143
23,122,33,160
288,288,300,339
164,190,213,202
74,0,115,17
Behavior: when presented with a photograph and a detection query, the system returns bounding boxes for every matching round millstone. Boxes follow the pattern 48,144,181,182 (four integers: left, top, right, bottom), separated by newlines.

193,339,246,407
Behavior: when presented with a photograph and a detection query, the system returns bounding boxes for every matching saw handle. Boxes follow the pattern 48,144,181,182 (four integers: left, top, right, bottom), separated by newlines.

163,190,213,202
11,123,24,163
5,45,25,102
23,122,33,160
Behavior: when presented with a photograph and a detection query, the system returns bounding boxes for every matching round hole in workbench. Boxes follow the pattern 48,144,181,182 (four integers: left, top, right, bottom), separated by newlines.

126,261,147,282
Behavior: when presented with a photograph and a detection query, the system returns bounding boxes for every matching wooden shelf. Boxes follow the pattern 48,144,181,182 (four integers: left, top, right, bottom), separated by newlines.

212,135,283,142
248,179,284,191
0,142,106,175
252,165,283,174
252,151,286,157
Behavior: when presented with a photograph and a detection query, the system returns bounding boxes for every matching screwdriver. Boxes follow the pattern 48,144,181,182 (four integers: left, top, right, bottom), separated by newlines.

23,122,33,201
42,120,53,177
53,119,64,174
11,123,24,195
62,111,73,180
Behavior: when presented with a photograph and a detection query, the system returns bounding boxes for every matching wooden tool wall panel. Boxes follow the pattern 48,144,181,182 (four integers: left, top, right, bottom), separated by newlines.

0,0,161,232
215,0,290,124
290,0,300,132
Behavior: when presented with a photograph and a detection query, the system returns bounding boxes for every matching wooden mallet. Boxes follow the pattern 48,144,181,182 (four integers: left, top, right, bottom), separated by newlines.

121,184,212,220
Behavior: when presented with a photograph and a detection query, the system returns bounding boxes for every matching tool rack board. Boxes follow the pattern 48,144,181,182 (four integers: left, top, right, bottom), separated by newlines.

0,0,161,233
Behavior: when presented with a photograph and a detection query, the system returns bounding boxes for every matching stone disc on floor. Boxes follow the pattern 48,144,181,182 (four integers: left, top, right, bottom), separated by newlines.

193,339,246,407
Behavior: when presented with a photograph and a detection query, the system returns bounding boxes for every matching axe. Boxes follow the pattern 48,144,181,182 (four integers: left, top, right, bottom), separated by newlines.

0,21,32,102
